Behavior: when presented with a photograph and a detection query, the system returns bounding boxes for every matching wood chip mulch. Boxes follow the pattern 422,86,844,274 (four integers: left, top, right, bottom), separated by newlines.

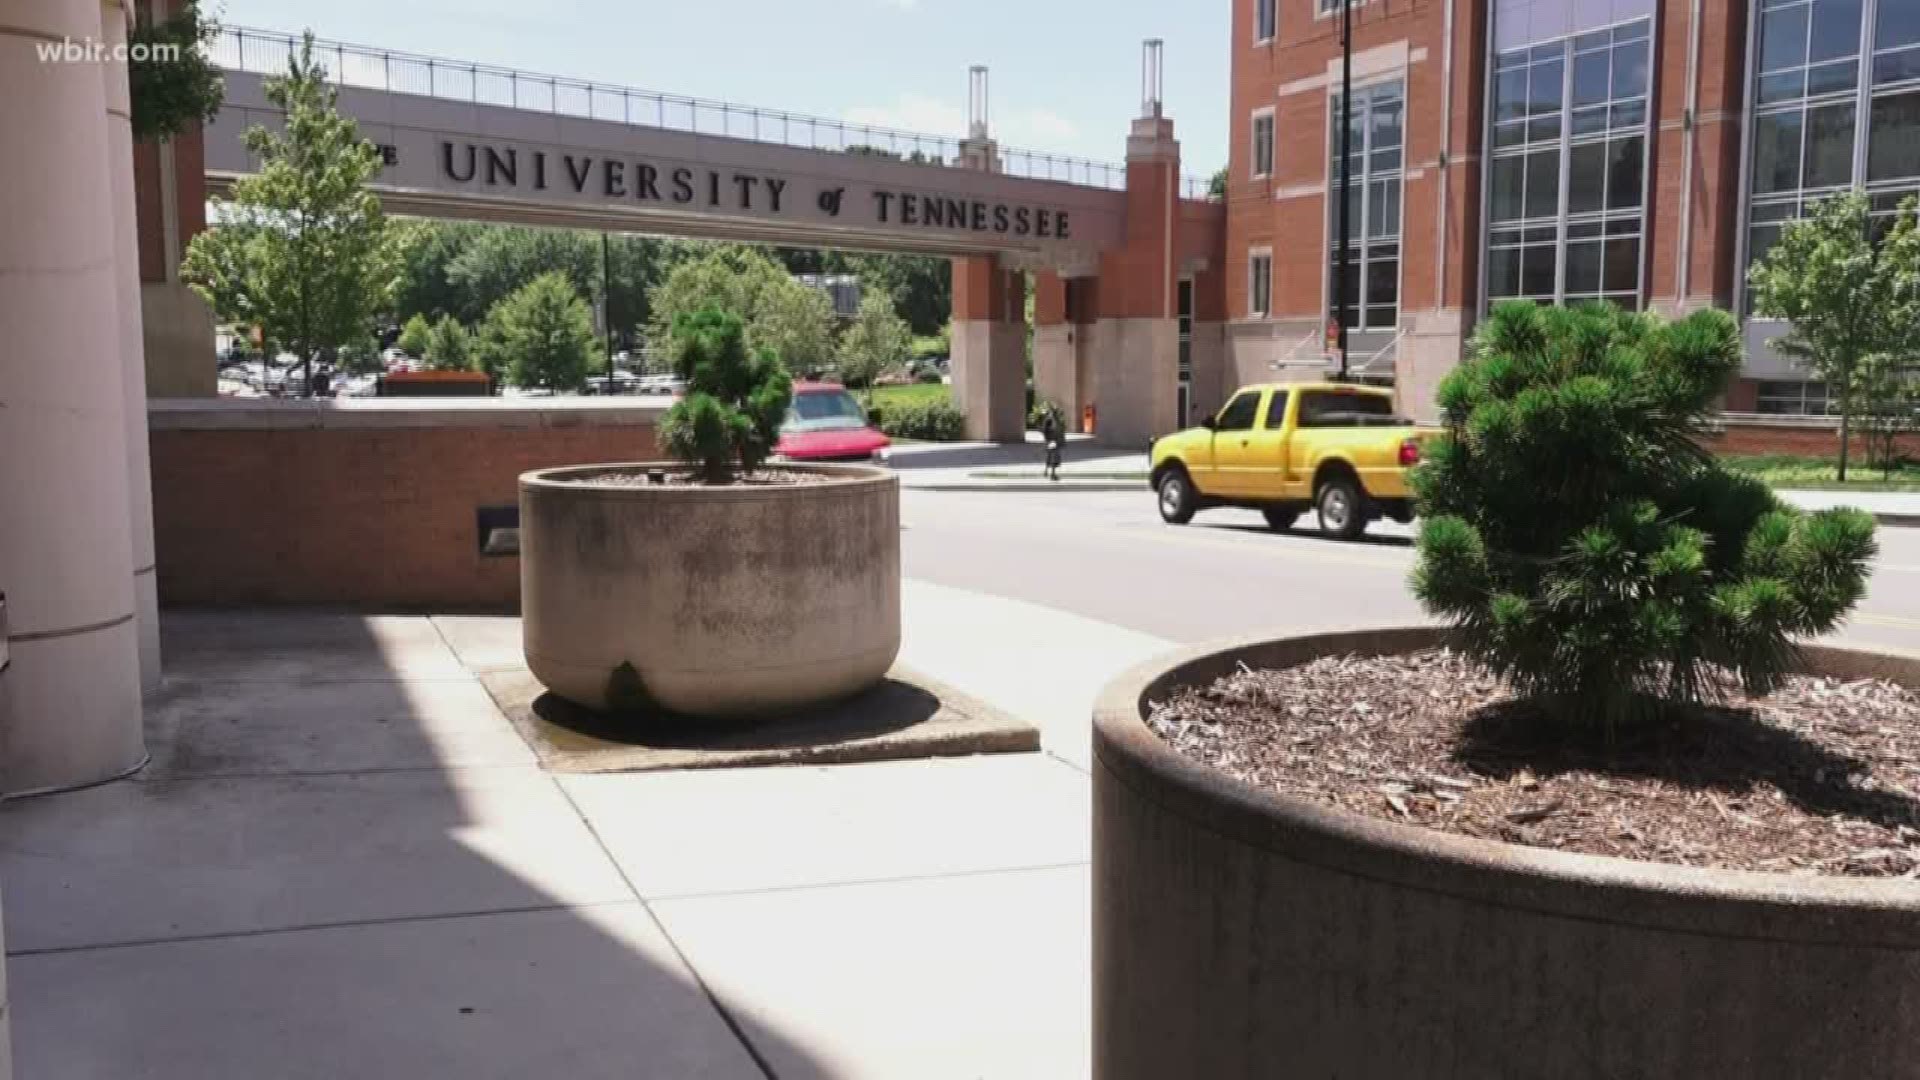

577,469,820,487
1146,649,1920,879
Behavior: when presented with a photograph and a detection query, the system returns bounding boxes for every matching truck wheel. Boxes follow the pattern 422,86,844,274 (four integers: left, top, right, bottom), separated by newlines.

1156,469,1197,525
1316,476,1367,540
1262,507,1298,531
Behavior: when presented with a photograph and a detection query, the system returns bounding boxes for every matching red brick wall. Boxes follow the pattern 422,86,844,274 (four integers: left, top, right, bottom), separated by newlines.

152,423,659,611
1228,0,1461,322
1703,421,1920,459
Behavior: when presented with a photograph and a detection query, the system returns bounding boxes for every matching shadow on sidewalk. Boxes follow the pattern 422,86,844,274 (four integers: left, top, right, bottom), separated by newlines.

0,610,834,1079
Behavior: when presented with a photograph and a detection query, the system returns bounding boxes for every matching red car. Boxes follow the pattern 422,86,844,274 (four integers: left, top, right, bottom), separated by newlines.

775,382,891,462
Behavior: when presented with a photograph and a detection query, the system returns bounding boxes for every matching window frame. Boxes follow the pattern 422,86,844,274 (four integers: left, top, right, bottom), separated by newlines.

1254,0,1277,45
1262,390,1293,429
1481,16,1656,313
1325,78,1406,332
1251,106,1276,180
1215,389,1263,432
1248,247,1274,318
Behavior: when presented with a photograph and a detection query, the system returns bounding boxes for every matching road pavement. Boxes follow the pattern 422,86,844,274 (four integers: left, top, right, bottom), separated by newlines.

901,489,1920,656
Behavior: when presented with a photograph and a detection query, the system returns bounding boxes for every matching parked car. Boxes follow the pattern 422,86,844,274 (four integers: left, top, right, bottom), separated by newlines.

1147,382,1440,538
584,370,641,395
774,382,891,463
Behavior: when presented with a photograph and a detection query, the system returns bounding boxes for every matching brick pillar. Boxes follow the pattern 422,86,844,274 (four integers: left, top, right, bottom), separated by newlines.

1647,0,1750,315
1088,115,1181,448
950,255,1027,443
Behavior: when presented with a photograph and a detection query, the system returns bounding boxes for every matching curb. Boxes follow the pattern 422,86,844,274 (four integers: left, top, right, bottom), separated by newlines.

1872,512,1920,528
902,480,1147,493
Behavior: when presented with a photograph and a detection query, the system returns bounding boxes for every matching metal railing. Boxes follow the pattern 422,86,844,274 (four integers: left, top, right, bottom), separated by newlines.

1349,328,1406,384
213,26,1219,198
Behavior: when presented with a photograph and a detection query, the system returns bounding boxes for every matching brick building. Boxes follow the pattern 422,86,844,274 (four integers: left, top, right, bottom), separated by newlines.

1225,0,1920,419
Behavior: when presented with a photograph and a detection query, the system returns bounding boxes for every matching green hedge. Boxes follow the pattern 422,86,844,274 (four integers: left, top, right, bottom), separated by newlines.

877,399,966,442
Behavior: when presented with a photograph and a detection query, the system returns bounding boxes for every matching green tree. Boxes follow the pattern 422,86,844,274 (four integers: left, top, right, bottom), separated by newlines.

838,290,912,398
128,0,223,142
397,313,432,358
424,315,474,372
182,33,405,393
1412,301,1877,732
487,272,595,391
1208,167,1228,199
660,308,794,484
1748,192,1918,482
649,246,835,375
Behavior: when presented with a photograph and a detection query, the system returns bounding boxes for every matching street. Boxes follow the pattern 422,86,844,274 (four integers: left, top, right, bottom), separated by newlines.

901,489,1920,656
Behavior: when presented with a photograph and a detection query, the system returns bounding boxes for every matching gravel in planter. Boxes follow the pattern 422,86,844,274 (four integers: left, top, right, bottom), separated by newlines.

1147,649,1920,878
570,469,823,487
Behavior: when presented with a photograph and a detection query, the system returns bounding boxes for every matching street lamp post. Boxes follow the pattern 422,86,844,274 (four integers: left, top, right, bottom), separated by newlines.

1335,0,1354,381
602,231,615,392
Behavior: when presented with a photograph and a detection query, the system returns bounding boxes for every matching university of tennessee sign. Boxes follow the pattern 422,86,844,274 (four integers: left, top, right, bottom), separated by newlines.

439,142,1079,241
205,70,1123,263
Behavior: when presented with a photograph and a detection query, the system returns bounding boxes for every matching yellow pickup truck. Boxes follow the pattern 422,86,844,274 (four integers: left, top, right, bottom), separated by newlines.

1148,382,1435,539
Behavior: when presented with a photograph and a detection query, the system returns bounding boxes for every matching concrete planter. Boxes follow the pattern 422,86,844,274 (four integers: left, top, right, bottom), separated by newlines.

519,462,899,717
1093,627,1920,1080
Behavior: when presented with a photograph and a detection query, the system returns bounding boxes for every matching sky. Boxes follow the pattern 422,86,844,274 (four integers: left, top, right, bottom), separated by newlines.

209,0,1230,179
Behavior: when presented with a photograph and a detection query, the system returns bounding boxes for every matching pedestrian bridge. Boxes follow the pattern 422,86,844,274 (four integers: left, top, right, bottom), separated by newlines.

204,28,1204,269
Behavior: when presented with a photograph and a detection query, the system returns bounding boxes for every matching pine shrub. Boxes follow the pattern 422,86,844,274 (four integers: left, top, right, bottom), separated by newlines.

660,307,793,483
1412,302,1877,730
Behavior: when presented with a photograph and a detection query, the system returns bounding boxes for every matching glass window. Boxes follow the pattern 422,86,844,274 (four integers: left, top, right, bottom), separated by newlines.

1491,155,1525,221
1252,111,1275,177
1607,137,1645,210
1255,0,1276,42
1753,110,1806,193
1298,390,1395,427
1524,148,1560,219
1869,90,1920,181
1565,240,1604,295
1569,143,1606,212
1216,391,1261,431
1484,16,1653,310
1810,0,1864,64
1327,80,1403,330
1248,253,1272,317
1761,5,1811,73
1263,391,1292,429
1882,0,1920,51
1804,101,1857,186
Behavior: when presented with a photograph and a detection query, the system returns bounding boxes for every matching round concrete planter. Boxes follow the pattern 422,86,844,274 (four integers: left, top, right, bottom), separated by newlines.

1093,627,1920,1080
519,462,899,717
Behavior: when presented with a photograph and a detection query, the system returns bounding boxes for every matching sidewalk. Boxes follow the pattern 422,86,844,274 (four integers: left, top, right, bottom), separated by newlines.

888,438,1148,492
0,583,1171,1078
1777,489,1920,527
891,440,1920,524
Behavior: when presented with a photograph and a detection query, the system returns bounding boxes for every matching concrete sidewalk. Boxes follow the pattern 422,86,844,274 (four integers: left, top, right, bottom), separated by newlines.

1777,489,1920,527
0,584,1170,1078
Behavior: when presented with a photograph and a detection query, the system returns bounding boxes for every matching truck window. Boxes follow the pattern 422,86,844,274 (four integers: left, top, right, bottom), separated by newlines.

1262,391,1292,429
1215,391,1261,432
1297,390,1396,428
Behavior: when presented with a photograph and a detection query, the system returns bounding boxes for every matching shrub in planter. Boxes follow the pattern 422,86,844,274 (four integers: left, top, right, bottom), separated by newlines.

659,307,793,483
878,400,965,442
1412,301,1877,729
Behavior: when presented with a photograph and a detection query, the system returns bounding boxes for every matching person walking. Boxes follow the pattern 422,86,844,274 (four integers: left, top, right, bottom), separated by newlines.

1040,404,1064,482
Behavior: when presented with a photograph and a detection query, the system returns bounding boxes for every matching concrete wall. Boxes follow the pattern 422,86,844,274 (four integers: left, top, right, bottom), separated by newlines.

141,283,216,397
150,399,663,610
1095,627,1920,1080
1089,318,1178,449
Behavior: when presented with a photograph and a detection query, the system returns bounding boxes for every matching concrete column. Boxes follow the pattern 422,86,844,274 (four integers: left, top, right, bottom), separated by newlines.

102,0,162,690
1032,270,1080,416
0,0,149,793
950,256,1027,444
